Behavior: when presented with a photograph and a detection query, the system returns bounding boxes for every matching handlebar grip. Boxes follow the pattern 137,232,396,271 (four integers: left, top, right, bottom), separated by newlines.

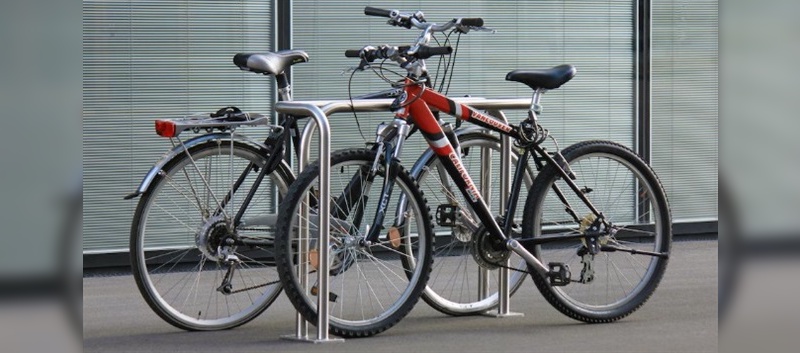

459,18,484,27
345,49,362,58
415,46,453,59
364,6,392,18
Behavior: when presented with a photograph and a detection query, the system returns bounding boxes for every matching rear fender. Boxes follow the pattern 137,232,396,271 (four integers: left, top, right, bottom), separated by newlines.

123,133,277,199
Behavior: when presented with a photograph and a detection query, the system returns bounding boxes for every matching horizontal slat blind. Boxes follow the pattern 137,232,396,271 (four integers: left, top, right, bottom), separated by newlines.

292,0,634,163
652,0,718,221
290,1,635,237
83,0,274,252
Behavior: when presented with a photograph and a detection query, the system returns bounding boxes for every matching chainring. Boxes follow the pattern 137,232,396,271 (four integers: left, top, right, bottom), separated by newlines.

470,225,511,270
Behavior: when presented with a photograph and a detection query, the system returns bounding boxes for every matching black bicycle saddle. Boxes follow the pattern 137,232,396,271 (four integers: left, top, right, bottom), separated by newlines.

505,64,576,90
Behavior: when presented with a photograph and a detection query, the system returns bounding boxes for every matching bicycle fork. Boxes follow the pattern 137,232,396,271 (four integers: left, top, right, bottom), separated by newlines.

364,119,413,244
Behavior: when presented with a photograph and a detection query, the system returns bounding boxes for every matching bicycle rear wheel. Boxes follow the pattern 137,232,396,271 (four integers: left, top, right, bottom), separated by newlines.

522,140,671,323
130,139,293,330
411,132,534,316
275,148,432,338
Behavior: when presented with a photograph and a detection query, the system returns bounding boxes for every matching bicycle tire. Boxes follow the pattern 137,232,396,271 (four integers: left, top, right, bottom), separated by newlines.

275,148,432,338
411,132,534,316
522,140,671,323
130,139,294,331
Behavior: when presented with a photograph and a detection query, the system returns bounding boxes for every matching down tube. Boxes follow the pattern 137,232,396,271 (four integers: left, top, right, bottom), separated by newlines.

405,97,507,242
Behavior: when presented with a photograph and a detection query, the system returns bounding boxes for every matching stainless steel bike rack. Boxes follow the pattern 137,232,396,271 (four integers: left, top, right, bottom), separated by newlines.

273,102,342,344
275,97,530,343
484,109,524,318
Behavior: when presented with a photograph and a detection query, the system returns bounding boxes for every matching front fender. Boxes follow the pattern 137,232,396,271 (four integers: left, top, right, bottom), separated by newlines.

123,133,274,199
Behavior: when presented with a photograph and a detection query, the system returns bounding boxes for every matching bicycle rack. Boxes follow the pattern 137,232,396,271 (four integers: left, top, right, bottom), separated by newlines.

274,97,530,343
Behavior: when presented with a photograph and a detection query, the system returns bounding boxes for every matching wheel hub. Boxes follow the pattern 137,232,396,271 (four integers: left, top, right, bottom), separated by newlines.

453,224,472,243
196,215,235,261
326,234,360,275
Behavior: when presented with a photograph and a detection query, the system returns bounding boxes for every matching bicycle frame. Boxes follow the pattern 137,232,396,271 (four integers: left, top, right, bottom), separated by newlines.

395,79,611,276
212,73,408,248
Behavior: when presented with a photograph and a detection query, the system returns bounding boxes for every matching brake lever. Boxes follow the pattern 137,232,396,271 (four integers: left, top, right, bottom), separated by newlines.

340,59,372,75
471,26,497,34
456,24,497,34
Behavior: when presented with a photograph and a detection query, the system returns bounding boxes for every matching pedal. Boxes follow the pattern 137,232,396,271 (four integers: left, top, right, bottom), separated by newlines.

436,204,458,227
547,262,571,287
310,285,339,302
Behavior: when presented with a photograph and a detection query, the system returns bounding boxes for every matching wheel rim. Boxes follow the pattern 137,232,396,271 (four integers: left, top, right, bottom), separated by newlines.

533,151,666,312
135,143,290,329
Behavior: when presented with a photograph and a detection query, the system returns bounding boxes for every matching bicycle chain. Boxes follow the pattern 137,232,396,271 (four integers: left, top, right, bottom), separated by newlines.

495,261,532,274
228,279,281,294
237,227,275,232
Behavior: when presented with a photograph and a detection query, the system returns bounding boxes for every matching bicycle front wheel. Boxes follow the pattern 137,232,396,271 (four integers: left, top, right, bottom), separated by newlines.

412,132,534,316
522,140,671,323
130,139,293,330
275,148,432,338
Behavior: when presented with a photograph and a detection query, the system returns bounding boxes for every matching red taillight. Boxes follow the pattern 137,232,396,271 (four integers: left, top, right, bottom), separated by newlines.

155,120,177,137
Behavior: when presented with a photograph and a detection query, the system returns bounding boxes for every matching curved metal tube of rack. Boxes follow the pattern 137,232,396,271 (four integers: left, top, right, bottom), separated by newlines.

275,97,530,342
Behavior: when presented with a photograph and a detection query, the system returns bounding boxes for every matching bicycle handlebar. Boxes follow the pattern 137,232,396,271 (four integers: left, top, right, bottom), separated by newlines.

459,18,484,27
352,6,488,77
344,49,363,58
363,6,485,33
364,6,393,18
345,45,453,61
416,45,453,58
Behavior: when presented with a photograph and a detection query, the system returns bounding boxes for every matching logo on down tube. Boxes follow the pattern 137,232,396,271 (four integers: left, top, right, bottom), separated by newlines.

448,152,481,202
470,110,512,133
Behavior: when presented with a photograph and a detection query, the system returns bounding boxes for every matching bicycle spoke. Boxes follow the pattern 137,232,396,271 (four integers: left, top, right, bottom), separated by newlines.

162,173,209,219
178,141,230,219
355,255,389,316
145,247,193,262
362,249,411,282
153,203,200,233
151,248,194,285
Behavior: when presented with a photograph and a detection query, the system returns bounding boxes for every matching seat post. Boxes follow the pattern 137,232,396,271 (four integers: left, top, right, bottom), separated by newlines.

528,88,545,122
276,73,292,102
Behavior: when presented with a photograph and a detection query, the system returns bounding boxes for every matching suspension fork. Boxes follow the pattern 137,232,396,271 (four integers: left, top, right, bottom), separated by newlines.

364,119,412,244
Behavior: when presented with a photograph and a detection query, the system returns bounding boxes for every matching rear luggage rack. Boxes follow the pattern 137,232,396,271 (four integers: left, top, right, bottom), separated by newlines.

154,107,272,138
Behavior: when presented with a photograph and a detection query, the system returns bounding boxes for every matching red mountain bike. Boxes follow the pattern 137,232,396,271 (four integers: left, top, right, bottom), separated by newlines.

274,7,672,338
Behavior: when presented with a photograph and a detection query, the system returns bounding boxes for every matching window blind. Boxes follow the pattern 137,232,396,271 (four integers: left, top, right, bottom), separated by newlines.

83,0,275,252
652,0,718,221
292,0,635,165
